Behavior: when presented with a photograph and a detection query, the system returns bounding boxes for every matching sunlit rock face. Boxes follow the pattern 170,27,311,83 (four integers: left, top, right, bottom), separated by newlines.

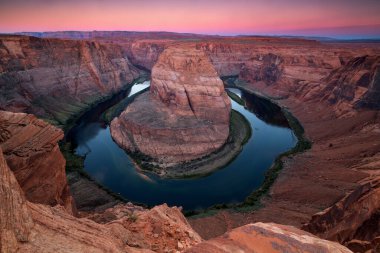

111,47,231,165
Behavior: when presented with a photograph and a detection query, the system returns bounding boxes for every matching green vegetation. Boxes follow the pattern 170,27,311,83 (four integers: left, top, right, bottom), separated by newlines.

226,89,245,106
187,87,312,218
243,110,311,206
230,109,251,145
132,109,252,179
102,87,149,123
221,75,240,87
60,141,130,204
127,212,138,222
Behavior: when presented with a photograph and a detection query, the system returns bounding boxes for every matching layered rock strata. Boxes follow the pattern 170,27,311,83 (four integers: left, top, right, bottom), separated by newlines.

0,146,203,253
303,177,380,252
0,35,140,125
0,110,75,213
111,47,231,166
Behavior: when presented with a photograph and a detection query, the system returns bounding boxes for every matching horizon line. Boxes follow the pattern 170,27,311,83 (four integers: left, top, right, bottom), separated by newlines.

2,29,380,41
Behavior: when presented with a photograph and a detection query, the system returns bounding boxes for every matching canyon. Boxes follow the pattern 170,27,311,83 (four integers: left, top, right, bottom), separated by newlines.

0,32,380,252
0,110,349,253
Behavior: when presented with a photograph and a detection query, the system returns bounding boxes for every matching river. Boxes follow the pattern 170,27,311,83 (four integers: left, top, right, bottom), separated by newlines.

66,81,297,210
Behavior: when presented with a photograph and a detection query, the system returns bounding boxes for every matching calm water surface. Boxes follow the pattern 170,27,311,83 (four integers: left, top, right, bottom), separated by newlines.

68,81,297,210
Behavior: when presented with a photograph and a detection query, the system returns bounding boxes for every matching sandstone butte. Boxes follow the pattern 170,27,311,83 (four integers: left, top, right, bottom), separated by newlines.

0,110,353,252
1,33,380,252
110,47,231,166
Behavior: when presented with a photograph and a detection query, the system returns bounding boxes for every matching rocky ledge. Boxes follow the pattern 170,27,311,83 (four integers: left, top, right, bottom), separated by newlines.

110,47,232,173
0,110,75,214
186,223,352,253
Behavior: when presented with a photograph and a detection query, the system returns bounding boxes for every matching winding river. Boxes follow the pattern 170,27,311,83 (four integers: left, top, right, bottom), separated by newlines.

66,81,297,211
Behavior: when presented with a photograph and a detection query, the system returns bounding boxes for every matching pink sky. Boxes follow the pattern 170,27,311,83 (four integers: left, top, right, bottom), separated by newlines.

1,0,380,38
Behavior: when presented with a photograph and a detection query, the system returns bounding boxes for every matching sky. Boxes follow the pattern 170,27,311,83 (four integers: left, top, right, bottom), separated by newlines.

1,0,380,39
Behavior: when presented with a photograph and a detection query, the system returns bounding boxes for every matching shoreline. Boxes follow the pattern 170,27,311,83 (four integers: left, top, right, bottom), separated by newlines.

185,81,310,217
61,76,151,212
130,109,252,179
61,78,308,215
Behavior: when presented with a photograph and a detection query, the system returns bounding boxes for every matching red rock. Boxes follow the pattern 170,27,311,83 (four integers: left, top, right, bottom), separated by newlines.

0,35,140,124
303,178,380,252
0,146,34,253
185,223,352,253
0,110,75,213
0,147,202,253
111,47,231,165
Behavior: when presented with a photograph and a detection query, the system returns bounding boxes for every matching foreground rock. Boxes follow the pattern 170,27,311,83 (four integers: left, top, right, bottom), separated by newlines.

0,147,33,253
186,223,352,253
0,147,202,253
0,110,75,214
111,47,231,167
0,35,140,125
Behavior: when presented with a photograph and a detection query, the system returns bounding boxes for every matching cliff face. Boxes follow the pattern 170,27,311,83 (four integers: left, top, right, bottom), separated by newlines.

303,178,380,252
0,35,140,125
0,110,75,214
111,47,231,166
321,55,380,110
0,146,202,253
150,47,230,124
0,146,33,253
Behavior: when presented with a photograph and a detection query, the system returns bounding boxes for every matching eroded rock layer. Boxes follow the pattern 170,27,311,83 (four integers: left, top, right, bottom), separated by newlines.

111,47,231,165
0,110,75,213
303,178,380,252
0,35,140,125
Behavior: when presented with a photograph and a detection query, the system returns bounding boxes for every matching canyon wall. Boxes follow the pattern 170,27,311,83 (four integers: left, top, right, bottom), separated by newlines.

303,178,380,252
121,38,380,112
0,35,140,125
111,47,231,166
0,110,75,213
0,143,202,253
0,110,354,253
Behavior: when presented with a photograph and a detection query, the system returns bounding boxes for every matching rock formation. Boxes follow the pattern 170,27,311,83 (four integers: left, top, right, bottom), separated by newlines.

303,178,380,252
0,146,202,253
0,35,140,125
186,223,352,253
0,146,34,253
111,47,231,165
0,110,75,213
321,55,380,110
